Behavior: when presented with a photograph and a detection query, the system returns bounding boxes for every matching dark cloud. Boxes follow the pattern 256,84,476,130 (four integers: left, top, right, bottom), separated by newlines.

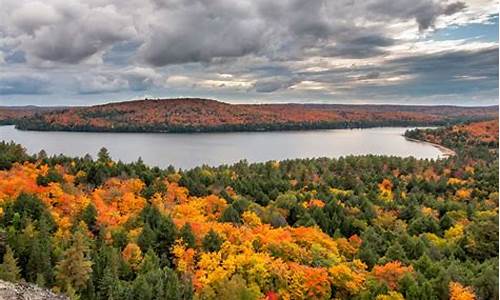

1,0,468,66
11,1,135,64
254,77,299,93
337,46,499,99
322,36,395,59
0,75,49,95
389,47,498,80
138,0,402,66
138,1,265,66
388,46,498,95
368,0,466,31
0,0,495,105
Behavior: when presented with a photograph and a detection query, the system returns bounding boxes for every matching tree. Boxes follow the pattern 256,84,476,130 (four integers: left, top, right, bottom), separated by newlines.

384,242,407,263
138,223,156,253
139,206,178,260
472,259,498,300
0,246,21,282
198,274,262,300
122,243,143,271
220,205,241,224
202,230,223,253
463,215,499,260
0,141,31,169
372,261,413,290
155,215,178,263
376,291,405,300
449,282,476,300
56,225,93,293
97,147,112,163
180,223,196,249
1,193,55,231
36,167,63,186
80,203,98,232
95,248,123,300
26,217,54,286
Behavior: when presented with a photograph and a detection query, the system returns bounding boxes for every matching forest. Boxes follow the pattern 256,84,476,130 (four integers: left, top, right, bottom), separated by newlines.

0,119,497,300
9,98,498,133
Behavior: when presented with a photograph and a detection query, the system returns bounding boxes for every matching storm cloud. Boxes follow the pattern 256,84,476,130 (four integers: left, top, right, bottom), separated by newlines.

0,0,497,105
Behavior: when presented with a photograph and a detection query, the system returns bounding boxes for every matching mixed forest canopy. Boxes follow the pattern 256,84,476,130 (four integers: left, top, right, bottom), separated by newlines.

0,119,497,299
2,98,498,133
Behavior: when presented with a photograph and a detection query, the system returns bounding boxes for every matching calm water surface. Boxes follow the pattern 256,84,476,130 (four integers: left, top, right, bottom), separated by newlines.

0,126,443,169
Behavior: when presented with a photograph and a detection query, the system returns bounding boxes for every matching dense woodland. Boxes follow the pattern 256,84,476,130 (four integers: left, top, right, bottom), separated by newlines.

0,119,497,299
11,98,498,133
0,106,64,126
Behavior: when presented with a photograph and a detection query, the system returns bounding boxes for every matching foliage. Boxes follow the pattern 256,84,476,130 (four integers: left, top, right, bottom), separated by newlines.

14,99,497,133
0,119,497,299
0,245,21,282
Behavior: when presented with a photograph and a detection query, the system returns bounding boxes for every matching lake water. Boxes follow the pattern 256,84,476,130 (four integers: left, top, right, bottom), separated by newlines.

0,125,444,169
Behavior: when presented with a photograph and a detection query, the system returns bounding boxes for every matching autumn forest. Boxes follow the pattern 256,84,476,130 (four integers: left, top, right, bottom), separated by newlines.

0,118,497,300
4,99,498,133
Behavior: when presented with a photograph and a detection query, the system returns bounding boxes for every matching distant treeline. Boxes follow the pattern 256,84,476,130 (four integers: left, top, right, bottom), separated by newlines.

13,116,493,133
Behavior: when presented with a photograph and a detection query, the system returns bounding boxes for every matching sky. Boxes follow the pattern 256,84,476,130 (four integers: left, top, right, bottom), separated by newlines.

0,0,498,106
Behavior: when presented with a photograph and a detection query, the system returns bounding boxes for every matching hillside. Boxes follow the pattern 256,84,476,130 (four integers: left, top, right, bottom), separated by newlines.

12,98,498,132
0,119,497,299
0,106,64,125
405,119,499,159
454,119,499,143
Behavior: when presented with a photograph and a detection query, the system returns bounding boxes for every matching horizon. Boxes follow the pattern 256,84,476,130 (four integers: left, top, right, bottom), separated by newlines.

0,0,498,106
0,97,499,108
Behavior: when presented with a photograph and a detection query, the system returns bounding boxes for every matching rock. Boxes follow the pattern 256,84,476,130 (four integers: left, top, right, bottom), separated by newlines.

0,280,68,300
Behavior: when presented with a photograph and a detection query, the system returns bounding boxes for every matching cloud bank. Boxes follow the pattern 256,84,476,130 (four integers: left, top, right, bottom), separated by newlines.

0,0,497,105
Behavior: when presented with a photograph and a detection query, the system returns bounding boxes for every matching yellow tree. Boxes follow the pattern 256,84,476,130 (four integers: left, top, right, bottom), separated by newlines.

122,243,143,270
55,224,93,293
376,291,405,300
0,246,21,282
449,282,476,300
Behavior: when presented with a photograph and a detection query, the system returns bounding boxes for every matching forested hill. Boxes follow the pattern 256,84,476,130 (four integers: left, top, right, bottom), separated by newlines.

0,106,65,125
0,119,497,299
11,98,498,132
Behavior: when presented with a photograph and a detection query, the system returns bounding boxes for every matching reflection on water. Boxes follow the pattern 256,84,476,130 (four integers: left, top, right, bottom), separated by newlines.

0,126,443,169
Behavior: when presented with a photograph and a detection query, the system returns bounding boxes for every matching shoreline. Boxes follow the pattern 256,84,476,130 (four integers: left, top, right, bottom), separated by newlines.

404,137,456,157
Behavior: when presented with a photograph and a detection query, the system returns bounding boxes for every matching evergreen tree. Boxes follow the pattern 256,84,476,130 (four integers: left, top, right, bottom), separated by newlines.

220,205,241,224
0,246,21,282
140,250,160,274
96,248,122,300
138,223,156,252
80,203,98,232
26,217,53,286
179,223,196,249
384,241,408,263
202,230,223,253
155,215,177,260
97,147,112,163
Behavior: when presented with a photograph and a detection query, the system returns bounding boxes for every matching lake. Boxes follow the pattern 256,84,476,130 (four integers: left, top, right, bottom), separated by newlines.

0,125,444,169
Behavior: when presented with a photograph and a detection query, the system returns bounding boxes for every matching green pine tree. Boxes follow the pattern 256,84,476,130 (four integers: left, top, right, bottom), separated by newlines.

179,223,196,249
202,229,223,253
